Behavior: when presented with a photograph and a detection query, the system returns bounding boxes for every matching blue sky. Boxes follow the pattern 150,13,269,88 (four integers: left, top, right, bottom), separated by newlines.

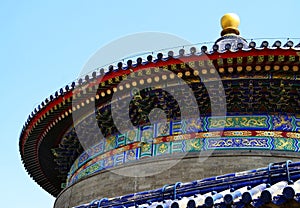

1,1,299,207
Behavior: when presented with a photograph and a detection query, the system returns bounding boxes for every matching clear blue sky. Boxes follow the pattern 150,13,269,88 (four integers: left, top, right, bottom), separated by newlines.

0,1,299,207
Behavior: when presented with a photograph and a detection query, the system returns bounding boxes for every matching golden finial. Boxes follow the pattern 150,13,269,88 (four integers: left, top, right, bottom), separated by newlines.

221,13,240,36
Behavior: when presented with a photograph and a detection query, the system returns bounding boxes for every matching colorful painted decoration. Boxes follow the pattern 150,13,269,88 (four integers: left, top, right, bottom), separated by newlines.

66,114,300,186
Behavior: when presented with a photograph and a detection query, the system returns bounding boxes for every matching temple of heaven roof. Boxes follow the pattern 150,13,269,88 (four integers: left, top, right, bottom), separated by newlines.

19,13,300,208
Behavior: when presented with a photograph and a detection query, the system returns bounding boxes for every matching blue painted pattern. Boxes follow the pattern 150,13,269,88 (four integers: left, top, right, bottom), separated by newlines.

67,114,300,186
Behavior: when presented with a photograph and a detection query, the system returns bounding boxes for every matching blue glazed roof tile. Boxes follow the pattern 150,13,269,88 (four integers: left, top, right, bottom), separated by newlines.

74,161,300,208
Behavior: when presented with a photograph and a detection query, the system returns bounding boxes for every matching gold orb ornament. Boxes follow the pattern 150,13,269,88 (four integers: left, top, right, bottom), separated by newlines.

221,13,240,36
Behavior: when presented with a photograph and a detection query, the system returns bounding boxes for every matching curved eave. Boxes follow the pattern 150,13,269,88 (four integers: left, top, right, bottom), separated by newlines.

19,46,300,196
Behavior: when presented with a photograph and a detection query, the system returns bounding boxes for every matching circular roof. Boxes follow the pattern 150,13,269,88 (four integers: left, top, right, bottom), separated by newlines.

19,42,300,196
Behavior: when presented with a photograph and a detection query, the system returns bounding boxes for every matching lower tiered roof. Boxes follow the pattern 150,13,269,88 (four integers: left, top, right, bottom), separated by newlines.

75,160,300,208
